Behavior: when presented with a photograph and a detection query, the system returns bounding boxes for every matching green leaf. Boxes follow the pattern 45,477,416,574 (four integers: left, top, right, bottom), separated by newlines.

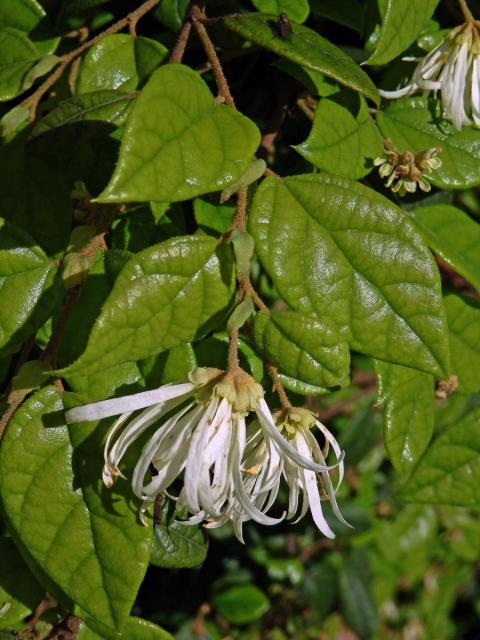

77,617,173,640
254,310,350,388
377,97,480,189
0,136,73,255
212,585,270,624
251,0,310,23
223,13,379,104
0,0,45,33
409,204,480,292
0,218,53,351
294,96,383,180
153,0,189,32
0,537,44,631
249,174,450,376
76,34,168,93
61,236,235,381
402,406,480,506
366,0,440,65
194,334,263,382
444,293,480,394
150,508,208,569
338,554,377,639
140,343,197,389
97,64,261,203
0,387,152,630
309,0,363,32
273,59,340,97
277,373,330,396
194,198,234,235
0,27,39,101
375,360,434,473
32,91,137,139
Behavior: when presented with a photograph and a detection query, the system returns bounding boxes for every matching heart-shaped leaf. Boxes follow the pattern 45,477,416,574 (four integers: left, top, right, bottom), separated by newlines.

97,64,260,203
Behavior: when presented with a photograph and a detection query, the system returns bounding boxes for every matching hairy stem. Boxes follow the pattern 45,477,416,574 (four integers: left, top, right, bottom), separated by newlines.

22,0,160,121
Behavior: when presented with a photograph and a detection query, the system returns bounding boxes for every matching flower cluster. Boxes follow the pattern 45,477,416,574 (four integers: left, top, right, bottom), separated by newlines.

374,143,442,196
380,20,480,130
65,367,347,541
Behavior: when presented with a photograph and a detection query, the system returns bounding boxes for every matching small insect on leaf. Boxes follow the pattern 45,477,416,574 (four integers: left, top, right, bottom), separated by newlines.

276,12,292,40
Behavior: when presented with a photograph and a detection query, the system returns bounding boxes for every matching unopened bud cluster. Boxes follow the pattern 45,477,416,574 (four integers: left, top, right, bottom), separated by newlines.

374,143,442,197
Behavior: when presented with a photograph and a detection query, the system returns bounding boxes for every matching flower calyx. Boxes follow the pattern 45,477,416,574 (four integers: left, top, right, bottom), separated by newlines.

274,406,317,438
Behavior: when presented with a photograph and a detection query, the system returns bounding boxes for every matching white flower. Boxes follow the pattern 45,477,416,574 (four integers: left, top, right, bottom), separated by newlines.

253,407,350,539
65,368,346,541
380,21,480,129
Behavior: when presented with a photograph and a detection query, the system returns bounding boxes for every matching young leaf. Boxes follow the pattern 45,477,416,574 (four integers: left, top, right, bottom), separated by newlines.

253,311,350,388
366,0,440,65
0,387,152,631
0,28,39,101
0,218,53,351
375,360,434,474
223,13,379,104
377,97,480,189
402,406,480,506
61,236,235,381
294,97,383,180
409,204,480,292
249,174,450,376
212,585,270,625
97,64,261,203
444,293,480,394
76,34,168,93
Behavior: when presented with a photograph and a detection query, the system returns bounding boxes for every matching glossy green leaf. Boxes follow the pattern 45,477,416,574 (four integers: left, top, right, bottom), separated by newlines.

0,387,152,630
366,0,440,65
0,537,44,631
140,343,197,389
375,361,434,473
254,310,350,388
0,27,39,101
410,204,480,292
32,91,137,139
0,0,45,32
213,585,270,624
61,236,235,381
402,406,480,506
153,0,189,31
249,174,450,376
223,13,379,104
251,0,310,23
294,97,383,180
194,334,264,382
377,97,480,189
273,59,340,97
444,293,480,394
98,64,261,203
0,218,53,351
277,373,329,396
76,35,168,93
77,617,173,640
150,510,208,569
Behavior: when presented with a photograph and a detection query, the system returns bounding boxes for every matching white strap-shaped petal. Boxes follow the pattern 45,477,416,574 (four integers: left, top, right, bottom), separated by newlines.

255,399,342,473
65,382,195,423
471,56,480,127
232,415,284,526
296,432,335,538
379,83,417,99
183,398,219,513
132,402,199,498
106,395,193,475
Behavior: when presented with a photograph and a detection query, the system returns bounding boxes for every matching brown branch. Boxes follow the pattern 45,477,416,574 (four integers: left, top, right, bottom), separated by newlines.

46,615,81,640
267,364,292,409
21,0,160,121
459,0,475,22
25,594,57,634
192,8,235,108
